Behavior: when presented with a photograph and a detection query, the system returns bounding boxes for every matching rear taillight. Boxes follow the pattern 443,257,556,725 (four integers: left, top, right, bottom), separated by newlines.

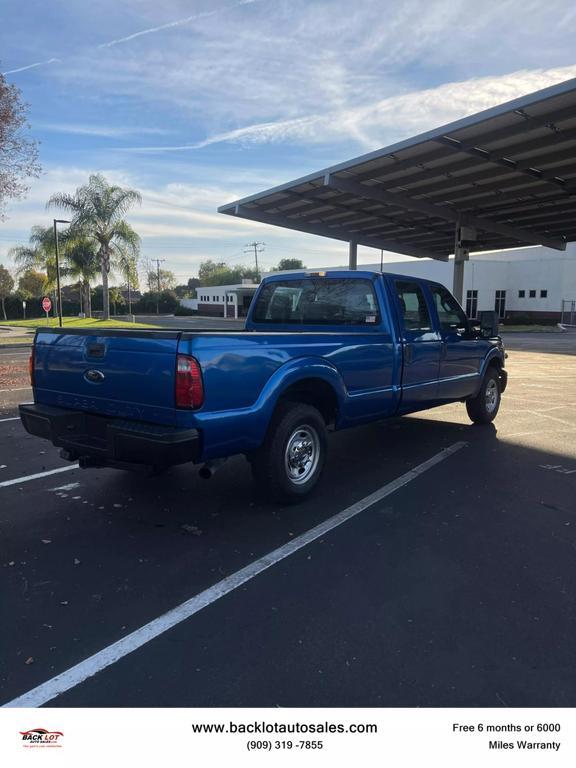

28,353,34,386
175,354,204,409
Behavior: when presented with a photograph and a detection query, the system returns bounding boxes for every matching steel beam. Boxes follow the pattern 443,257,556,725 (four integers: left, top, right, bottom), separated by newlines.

349,240,357,270
351,105,576,185
324,175,566,251
232,205,447,260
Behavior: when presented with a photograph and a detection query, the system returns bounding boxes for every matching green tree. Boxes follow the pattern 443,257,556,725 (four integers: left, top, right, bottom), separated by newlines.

17,269,46,298
275,258,306,271
9,225,58,314
0,71,41,219
48,173,141,320
174,284,191,299
0,264,14,320
147,268,176,292
198,259,228,283
108,287,125,316
197,259,258,286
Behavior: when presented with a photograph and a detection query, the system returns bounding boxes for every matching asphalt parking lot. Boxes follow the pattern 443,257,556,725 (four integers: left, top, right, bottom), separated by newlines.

1,332,575,708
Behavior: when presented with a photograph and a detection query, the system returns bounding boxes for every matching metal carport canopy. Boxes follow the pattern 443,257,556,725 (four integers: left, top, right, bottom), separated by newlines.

218,77,576,300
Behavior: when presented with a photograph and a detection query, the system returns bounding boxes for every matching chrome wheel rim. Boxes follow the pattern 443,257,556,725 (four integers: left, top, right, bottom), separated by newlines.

284,425,320,485
485,378,499,413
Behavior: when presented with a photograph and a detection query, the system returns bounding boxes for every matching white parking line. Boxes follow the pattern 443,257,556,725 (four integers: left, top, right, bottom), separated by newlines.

0,417,19,423
0,387,31,392
2,440,466,708
0,464,78,489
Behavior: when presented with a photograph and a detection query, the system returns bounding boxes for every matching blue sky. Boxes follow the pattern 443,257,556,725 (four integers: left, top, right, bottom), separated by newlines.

2,0,576,284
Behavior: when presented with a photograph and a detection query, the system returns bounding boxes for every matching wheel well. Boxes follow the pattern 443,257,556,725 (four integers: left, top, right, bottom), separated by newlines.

278,378,339,426
487,357,502,373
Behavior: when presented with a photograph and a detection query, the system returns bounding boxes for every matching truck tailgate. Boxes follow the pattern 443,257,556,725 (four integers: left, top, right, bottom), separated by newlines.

33,329,181,426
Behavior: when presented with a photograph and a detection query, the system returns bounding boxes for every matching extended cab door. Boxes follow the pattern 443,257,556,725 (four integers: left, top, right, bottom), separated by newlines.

427,283,483,401
393,279,442,410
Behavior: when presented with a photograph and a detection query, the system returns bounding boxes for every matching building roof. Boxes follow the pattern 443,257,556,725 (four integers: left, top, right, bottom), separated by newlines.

219,77,576,261
198,283,259,291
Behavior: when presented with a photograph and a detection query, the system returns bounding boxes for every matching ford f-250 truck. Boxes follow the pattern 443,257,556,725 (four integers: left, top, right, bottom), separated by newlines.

20,271,507,502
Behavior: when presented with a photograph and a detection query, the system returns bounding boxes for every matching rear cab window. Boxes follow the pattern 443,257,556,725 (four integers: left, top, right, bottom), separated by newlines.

394,280,433,334
252,278,381,327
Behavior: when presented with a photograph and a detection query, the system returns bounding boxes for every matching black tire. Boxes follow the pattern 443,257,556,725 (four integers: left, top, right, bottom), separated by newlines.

251,402,328,503
466,367,501,424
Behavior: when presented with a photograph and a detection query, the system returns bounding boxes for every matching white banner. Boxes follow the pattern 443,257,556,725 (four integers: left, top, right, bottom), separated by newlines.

1,708,574,766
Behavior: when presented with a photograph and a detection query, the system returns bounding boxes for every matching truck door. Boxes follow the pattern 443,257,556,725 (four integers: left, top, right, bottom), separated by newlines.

393,280,442,410
428,283,483,401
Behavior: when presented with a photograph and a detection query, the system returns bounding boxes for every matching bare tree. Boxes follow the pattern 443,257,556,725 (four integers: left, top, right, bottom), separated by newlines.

0,71,41,219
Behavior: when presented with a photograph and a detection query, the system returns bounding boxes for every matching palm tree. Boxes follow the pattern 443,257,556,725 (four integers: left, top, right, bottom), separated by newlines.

9,225,59,315
47,174,141,320
108,287,125,316
118,253,139,315
64,235,100,318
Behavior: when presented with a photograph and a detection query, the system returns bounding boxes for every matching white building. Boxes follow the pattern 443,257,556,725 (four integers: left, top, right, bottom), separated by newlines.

193,280,259,319
308,244,576,322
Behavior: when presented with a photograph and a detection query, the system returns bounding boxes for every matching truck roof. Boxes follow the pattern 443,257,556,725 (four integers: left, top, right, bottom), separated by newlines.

263,269,441,285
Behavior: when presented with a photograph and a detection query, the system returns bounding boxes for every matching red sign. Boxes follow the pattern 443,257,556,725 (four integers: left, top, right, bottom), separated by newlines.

42,297,52,313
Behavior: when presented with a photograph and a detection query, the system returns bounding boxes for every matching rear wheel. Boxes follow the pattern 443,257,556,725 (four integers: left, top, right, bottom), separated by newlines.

251,402,327,503
466,367,501,424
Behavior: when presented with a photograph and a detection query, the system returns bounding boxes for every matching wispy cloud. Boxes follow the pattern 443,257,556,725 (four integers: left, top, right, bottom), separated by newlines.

99,0,260,49
2,57,60,75
115,63,576,153
3,0,264,76
37,123,173,138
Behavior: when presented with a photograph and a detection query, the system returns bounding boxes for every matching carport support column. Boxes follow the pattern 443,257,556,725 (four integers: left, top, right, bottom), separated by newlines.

452,223,469,304
348,240,357,270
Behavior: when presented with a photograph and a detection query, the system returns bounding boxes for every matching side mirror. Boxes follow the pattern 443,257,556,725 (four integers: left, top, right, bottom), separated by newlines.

478,310,499,337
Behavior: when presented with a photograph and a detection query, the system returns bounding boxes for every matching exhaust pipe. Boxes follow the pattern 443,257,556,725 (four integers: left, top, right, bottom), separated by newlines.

199,458,227,480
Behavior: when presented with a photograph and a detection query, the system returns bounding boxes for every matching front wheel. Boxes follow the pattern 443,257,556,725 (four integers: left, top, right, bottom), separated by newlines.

250,402,327,503
466,368,501,424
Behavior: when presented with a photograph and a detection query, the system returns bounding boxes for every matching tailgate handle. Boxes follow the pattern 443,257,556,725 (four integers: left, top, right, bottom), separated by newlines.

87,343,105,358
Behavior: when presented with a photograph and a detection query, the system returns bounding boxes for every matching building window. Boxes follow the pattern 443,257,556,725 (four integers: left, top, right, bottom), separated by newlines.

540,289,548,298
518,290,525,298
465,289,478,319
529,290,536,298
495,290,506,320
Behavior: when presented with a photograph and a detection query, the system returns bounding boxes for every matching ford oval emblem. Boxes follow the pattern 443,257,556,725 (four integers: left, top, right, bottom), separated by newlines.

85,369,105,383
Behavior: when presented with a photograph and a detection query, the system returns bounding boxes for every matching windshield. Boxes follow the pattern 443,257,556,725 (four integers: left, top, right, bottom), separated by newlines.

252,278,381,325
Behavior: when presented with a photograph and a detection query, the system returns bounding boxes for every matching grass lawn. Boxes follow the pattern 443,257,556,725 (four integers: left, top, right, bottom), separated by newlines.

1,317,160,329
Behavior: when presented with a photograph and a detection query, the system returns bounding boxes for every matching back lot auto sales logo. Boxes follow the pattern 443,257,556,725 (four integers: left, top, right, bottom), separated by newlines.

20,728,64,748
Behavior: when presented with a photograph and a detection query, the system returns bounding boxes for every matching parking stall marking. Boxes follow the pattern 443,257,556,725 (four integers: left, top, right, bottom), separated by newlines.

2,440,466,708
0,417,19,423
0,464,79,489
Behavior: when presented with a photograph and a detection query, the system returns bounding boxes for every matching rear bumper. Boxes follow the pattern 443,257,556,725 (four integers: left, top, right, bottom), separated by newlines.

19,403,201,472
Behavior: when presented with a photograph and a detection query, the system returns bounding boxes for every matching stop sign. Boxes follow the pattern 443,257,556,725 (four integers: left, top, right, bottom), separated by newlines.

42,296,52,313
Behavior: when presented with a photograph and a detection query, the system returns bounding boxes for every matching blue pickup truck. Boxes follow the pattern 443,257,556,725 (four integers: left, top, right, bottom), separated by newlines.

20,271,507,502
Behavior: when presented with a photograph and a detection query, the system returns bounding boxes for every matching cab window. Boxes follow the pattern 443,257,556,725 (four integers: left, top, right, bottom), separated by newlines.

395,281,432,332
430,285,468,332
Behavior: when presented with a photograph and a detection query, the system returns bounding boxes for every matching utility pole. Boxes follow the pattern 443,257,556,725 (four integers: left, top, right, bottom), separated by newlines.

154,258,166,315
244,242,265,282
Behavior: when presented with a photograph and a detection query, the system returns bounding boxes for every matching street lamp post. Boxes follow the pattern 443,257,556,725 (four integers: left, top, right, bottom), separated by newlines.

53,219,70,328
